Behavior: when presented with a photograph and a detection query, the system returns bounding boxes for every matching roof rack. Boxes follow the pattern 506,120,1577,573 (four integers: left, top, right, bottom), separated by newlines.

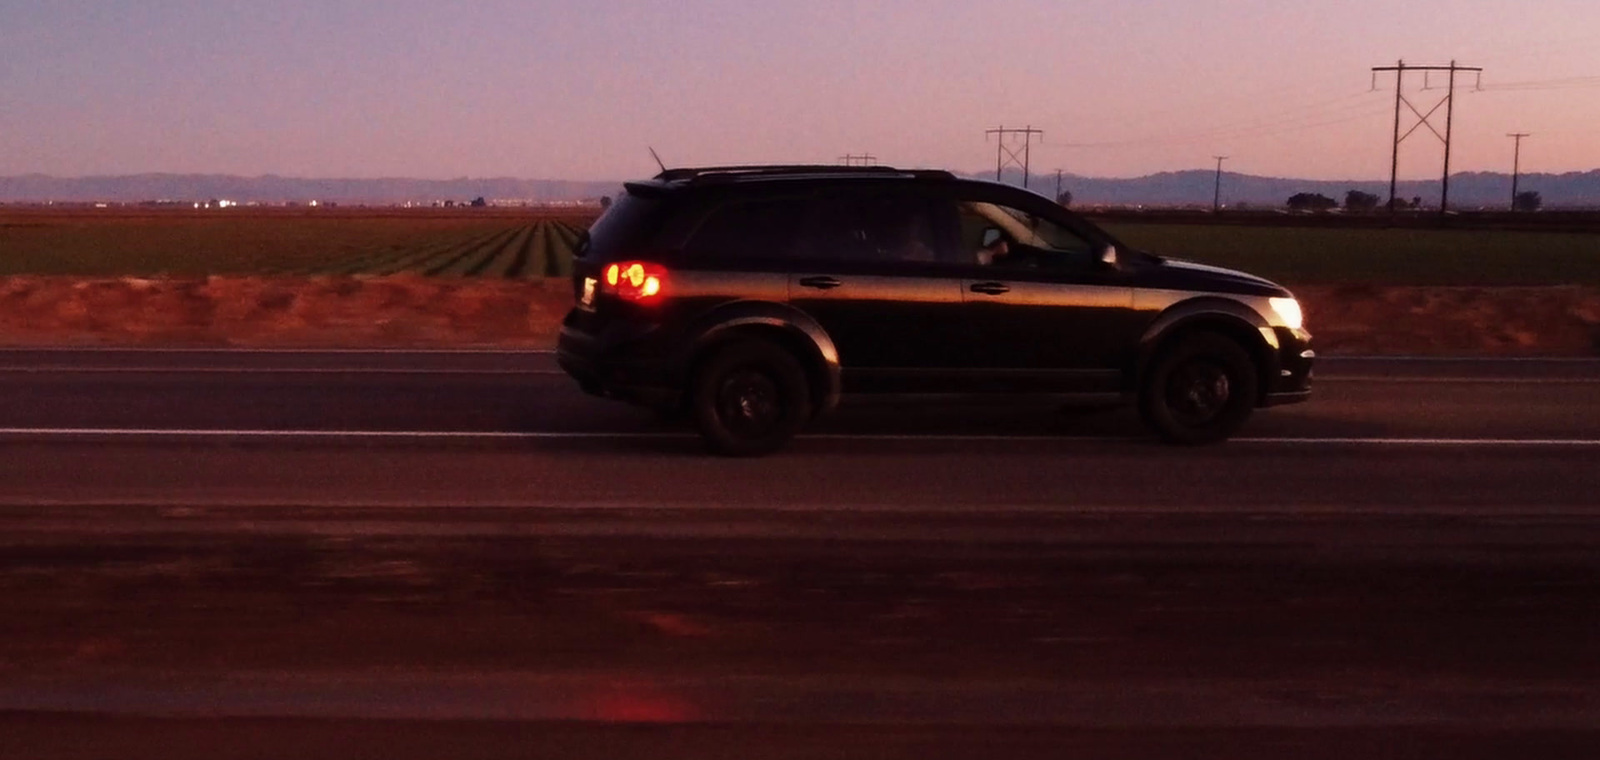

654,165,956,183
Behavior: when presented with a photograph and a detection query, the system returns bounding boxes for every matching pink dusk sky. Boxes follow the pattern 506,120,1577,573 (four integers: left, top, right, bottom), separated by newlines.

3,0,1597,181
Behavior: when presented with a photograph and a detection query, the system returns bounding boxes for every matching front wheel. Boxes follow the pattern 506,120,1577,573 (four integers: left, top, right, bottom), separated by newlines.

1140,333,1258,445
691,340,812,457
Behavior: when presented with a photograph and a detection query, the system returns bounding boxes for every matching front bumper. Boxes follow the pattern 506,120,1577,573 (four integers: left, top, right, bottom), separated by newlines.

1262,327,1314,407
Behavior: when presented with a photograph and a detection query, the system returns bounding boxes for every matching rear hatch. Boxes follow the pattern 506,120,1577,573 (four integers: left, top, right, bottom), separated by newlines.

569,185,675,326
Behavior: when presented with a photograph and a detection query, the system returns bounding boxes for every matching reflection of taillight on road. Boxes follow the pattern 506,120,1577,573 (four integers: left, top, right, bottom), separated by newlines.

603,261,667,302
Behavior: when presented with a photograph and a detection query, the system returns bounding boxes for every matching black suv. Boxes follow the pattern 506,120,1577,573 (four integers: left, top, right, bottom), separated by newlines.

558,165,1312,455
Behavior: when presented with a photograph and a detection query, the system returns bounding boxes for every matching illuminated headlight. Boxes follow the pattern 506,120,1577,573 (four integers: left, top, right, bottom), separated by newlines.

1269,297,1304,330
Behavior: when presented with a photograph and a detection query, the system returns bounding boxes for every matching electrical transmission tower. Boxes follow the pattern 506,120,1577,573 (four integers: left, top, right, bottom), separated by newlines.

838,153,878,167
985,125,1044,188
1370,60,1483,214
1506,133,1530,210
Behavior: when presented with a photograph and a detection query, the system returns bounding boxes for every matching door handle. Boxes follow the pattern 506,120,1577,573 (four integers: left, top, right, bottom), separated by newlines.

798,276,843,290
969,282,1010,295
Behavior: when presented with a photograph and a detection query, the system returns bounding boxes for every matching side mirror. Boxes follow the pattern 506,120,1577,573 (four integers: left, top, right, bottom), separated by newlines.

1098,244,1119,268
980,227,1003,248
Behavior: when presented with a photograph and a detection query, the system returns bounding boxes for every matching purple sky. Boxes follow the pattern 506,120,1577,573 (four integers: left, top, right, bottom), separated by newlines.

3,0,1597,181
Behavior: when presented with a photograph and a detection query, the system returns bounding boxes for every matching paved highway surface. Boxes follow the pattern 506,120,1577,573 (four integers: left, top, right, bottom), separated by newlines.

0,349,1597,758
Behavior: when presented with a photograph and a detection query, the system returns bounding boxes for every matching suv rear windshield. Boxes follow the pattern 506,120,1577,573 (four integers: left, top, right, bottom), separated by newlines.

683,198,810,262
581,192,669,262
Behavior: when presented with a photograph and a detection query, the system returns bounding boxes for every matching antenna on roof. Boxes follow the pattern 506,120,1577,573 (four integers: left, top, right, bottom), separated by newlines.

648,147,668,174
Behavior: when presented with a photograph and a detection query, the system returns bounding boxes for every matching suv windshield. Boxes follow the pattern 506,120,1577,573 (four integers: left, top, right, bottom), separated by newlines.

962,201,1084,252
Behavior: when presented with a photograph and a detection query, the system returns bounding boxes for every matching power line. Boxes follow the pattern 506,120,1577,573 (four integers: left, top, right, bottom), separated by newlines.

1058,95,1388,150
1056,71,1365,139
1371,59,1483,214
1476,75,1600,92
985,125,1043,188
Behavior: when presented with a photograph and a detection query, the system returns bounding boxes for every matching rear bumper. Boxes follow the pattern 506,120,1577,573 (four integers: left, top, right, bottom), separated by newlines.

556,313,680,406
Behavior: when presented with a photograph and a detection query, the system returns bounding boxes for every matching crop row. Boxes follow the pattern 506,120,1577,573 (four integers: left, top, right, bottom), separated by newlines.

286,220,584,279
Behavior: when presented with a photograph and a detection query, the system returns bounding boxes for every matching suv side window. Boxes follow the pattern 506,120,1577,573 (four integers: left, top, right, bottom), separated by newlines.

683,198,810,262
957,200,1096,271
801,193,949,265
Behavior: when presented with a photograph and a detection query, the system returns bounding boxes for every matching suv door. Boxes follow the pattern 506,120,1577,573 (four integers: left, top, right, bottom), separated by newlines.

787,190,973,393
952,191,1139,394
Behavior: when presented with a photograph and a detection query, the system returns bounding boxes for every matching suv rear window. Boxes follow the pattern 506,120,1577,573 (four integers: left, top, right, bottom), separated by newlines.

581,192,669,262
799,193,946,264
683,198,810,262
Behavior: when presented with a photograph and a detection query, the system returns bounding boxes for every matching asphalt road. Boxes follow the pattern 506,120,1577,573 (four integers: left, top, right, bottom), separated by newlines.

2,349,1598,512
1,348,1597,758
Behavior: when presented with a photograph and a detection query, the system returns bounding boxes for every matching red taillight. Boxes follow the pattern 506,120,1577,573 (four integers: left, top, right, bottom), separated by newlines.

602,261,668,302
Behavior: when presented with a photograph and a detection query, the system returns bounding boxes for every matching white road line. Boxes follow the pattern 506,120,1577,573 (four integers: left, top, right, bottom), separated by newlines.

0,368,1590,382
0,347,558,355
1316,376,1600,384
4,497,1594,518
0,347,1589,362
1234,437,1600,446
1325,355,1600,363
0,428,684,439
0,367,565,376
1,428,1598,446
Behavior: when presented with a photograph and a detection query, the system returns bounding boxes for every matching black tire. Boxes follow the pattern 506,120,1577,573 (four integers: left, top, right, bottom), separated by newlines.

691,340,812,457
1139,333,1258,445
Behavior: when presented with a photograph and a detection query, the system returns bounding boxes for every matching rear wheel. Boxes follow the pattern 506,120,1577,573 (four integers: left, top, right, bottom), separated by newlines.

691,340,812,457
1140,333,1258,445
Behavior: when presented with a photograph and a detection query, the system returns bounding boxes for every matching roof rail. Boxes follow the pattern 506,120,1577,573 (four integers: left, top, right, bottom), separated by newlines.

654,165,956,183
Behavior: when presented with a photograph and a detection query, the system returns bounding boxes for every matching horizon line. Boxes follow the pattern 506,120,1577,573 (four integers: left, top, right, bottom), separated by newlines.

3,167,1597,184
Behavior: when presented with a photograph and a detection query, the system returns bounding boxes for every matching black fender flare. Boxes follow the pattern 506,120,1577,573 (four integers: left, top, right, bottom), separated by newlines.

1135,297,1281,396
677,301,842,415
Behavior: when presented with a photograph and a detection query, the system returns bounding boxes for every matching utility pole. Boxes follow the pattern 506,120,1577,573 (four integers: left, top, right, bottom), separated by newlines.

838,153,877,167
985,125,1044,188
1212,156,1229,214
1506,133,1530,210
1054,169,1064,200
1370,60,1483,214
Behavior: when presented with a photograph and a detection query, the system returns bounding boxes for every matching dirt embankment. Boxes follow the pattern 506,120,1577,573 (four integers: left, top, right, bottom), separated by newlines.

1295,284,1600,355
0,275,1597,355
0,275,570,348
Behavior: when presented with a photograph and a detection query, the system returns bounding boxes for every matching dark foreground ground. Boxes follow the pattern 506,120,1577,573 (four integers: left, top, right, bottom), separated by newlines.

5,717,1595,760
0,350,1596,758
2,514,1596,759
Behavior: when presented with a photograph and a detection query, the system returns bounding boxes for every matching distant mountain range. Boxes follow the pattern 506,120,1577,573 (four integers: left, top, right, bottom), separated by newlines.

0,174,622,206
988,168,1600,210
4,169,1600,209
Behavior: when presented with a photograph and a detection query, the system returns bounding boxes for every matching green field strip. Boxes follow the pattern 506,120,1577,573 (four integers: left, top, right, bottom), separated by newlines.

545,236,573,278
552,221,583,248
319,231,466,275
469,225,536,278
520,222,557,280
544,222,579,277
316,228,490,276
420,227,524,277
371,226,523,276
501,223,547,279
275,223,491,276
366,227,513,276
452,226,525,277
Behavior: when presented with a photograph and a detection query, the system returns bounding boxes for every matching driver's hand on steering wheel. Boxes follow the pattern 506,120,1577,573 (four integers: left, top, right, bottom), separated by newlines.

976,239,1010,266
